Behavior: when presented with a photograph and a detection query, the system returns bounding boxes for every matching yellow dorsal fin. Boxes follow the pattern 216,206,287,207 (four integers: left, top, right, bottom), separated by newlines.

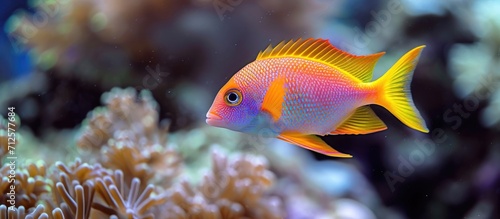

330,106,387,135
261,77,287,121
256,38,385,82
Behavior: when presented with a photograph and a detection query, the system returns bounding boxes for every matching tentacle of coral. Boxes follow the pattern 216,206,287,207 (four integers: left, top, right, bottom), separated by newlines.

83,182,95,218
127,178,141,208
56,182,77,213
90,202,116,216
26,204,46,219
52,208,65,219
75,185,85,218
135,185,156,215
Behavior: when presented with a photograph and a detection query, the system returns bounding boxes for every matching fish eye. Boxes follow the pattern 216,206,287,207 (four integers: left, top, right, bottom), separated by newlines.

224,89,242,106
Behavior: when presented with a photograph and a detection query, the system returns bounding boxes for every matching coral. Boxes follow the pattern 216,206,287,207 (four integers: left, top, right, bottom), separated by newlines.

0,160,165,219
100,140,155,188
77,88,166,151
0,205,49,219
167,125,257,186
42,160,106,217
0,88,178,218
92,170,166,218
163,151,283,219
54,160,109,185
200,152,278,217
38,152,280,219
78,88,181,187
0,162,50,210
52,180,94,219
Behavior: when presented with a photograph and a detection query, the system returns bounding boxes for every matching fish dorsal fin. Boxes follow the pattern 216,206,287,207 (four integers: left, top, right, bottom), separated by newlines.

256,38,385,82
330,106,387,135
261,77,287,121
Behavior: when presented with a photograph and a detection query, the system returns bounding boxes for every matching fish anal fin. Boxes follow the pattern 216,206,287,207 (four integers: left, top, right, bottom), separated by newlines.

330,106,387,135
261,77,287,122
278,132,352,158
256,38,385,82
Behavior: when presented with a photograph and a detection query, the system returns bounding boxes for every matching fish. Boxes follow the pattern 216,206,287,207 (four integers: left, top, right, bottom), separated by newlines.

206,38,429,158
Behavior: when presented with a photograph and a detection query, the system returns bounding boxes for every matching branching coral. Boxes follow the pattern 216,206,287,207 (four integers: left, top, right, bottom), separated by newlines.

78,88,181,187
48,167,165,219
43,159,106,218
54,159,110,185
200,152,278,216
0,161,73,219
0,162,51,210
78,88,166,151
163,151,284,219
0,204,51,219
0,159,165,218
100,140,155,189
52,180,95,219
0,87,288,218
93,170,166,218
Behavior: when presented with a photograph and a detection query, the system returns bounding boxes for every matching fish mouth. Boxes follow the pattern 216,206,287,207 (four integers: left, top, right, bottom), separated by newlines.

206,111,223,126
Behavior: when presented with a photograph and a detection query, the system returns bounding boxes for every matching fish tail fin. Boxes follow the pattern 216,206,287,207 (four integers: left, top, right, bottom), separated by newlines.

374,45,429,133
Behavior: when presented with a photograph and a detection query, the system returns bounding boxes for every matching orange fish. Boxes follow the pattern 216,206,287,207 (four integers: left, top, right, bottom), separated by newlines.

206,38,428,158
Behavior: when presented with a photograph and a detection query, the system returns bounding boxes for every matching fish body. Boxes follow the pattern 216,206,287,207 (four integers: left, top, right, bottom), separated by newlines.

206,38,429,158
230,57,373,135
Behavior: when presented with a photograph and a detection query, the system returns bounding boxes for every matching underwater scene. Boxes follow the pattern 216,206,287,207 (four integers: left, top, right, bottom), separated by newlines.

0,0,499,218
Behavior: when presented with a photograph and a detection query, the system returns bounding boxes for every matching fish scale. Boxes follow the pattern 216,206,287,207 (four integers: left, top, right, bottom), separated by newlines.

235,57,368,135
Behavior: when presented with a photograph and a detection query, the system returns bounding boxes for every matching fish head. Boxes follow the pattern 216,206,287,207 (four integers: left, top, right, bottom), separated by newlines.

206,77,259,132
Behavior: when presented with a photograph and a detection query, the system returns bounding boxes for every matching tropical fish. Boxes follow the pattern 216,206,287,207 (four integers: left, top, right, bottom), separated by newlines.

206,38,428,158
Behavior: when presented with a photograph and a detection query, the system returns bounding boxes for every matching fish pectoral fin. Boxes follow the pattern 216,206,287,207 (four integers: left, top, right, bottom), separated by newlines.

330,106,387,135
261,77,287,122
278,132,352,158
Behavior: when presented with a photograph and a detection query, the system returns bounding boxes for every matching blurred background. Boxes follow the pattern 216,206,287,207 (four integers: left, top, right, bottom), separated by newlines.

0,0,499,218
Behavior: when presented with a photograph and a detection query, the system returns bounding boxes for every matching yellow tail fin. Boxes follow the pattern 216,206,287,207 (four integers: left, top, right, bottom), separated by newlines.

374,46,429,133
